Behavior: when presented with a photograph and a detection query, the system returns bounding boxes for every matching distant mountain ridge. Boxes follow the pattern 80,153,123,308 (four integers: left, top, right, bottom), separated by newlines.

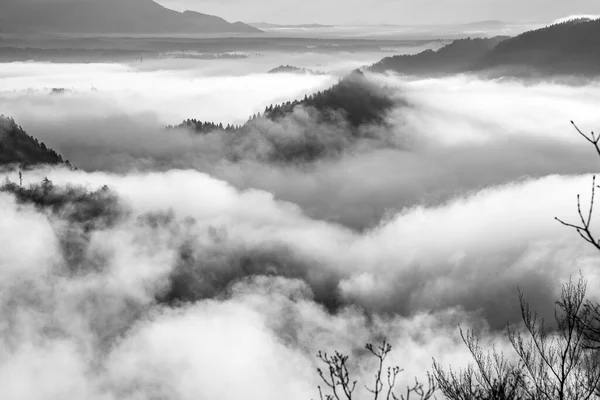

0,0,262,35
370,18,600,77
249,22,335,29
370,36,508,76
475,18,600,75
268,65,326,75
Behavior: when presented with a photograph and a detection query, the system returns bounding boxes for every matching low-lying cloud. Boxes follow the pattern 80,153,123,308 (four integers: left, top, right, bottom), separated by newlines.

0,61,336,125
6,69,599,228
2,59,600,399
0,165,597,399
5,167,600,321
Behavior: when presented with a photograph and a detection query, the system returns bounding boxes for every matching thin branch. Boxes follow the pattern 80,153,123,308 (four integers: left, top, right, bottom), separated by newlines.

555,176,600,251
571,121,600,158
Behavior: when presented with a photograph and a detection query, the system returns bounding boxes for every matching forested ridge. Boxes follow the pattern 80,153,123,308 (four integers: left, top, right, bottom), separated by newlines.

173,70,396,131
370,36,508,75
371,18,600,77
0,115,68,167
169,71,400,163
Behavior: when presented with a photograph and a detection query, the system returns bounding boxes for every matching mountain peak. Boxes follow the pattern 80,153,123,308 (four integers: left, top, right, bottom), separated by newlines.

0,0,263,35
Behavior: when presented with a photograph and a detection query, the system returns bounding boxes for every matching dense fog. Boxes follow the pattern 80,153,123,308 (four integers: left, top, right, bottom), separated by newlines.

2,52,600,399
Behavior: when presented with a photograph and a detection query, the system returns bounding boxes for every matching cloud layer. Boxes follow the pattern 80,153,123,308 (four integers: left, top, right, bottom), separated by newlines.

5,66,600,229
2,165,599,399
2,59,600,399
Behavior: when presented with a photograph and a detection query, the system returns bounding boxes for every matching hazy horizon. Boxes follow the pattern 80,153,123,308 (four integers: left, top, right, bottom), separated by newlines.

3,0,600,29
157,0,600,26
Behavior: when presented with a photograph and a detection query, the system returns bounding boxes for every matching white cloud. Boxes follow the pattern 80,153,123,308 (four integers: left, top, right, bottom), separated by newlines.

3,56,600,399
0,62,336,125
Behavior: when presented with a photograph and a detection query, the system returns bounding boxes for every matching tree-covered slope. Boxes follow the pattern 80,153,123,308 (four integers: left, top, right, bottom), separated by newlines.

171,71,400,163
370,18,600,77
370,37,508,76
476,18,600,75
0,116,67,167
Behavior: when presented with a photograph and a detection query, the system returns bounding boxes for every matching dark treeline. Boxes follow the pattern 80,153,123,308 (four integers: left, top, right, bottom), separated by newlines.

371,36,508,76
261,71,396,127
175,120,243,134
168,71,400,163
1,179,122,228
477,18,600,75
172,70,396,132
1,179,125,274
371,18,600,77
0,115,69,168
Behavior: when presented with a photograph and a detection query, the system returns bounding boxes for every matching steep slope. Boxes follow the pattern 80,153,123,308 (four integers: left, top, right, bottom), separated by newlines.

370,37,508,75
476,18,600,74
370,18,600,77
0,0,262,35
261,71,396,127
171,71,400,163
0,116,67,167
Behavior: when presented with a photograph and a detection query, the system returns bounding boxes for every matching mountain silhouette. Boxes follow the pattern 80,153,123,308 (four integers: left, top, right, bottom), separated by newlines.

0,0,262,35
370,36,508,76
476,18,600,75
370,18,600,77
171,71,400,164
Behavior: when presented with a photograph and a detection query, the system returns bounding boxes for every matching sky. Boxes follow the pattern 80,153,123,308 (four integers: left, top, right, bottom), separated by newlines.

156,0,600,25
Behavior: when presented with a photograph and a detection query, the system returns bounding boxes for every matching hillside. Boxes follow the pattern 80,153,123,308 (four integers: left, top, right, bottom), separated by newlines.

178,70,396,131
476,18,600,75
0,0,262,35
262,71,396,127
171,71,400,163
370,18,600,77
370,36,508,76
0,116,67,167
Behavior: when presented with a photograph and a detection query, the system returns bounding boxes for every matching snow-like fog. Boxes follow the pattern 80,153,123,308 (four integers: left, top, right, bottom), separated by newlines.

2,57,600,400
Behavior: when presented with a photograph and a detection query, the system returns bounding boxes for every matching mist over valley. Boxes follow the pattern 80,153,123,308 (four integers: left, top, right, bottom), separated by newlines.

3,2,600,399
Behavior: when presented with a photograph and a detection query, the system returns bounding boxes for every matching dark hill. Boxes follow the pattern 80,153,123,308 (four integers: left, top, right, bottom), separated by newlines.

171,71,400,163
0,116,67,167
0,0,262,35
370,36,509,76
370,18,600,77
476,18,600,75
262,71,396,127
